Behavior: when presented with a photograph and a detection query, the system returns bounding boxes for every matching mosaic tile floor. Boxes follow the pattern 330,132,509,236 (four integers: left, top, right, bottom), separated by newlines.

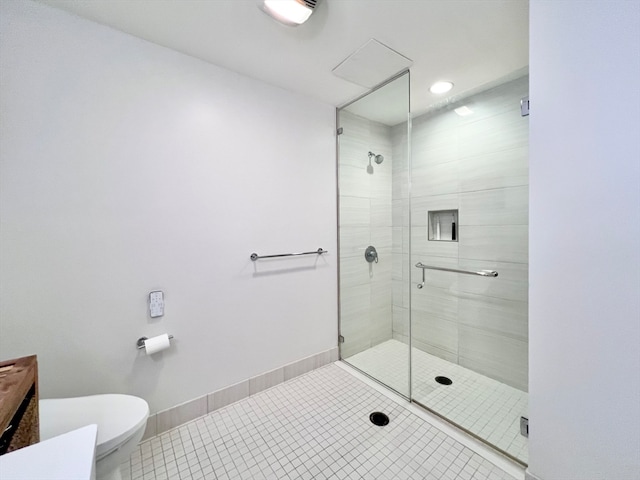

346,340,528,463
121,363,518,480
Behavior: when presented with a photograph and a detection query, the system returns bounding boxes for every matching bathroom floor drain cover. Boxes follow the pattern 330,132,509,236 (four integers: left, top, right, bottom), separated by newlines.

369,412,389,426
435,376,453,385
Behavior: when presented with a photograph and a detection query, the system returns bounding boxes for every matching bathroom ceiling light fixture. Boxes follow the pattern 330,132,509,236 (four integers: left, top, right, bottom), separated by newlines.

429,81,454,94
260,0,318,26
454,106,473,116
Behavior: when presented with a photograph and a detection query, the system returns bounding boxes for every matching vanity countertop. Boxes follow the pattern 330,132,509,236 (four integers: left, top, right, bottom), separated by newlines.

0,424,97,480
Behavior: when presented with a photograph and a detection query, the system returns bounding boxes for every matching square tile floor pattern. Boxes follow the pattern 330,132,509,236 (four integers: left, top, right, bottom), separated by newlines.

346,340,528,462
121,364,517,480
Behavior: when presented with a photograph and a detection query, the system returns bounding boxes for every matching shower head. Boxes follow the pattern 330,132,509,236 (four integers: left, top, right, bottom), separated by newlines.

368,151,384,164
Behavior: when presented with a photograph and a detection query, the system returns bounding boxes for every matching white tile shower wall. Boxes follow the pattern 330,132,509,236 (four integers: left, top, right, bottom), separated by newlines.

0,1,337,414
392,76,529,391
338,112,395,358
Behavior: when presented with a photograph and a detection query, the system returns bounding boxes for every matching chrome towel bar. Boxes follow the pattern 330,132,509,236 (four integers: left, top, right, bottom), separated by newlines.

415,262,498,277
250,248,328,261
415,262,498,289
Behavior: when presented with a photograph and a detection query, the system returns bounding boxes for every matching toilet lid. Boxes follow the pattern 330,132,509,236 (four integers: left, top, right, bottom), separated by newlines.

39,394,149,458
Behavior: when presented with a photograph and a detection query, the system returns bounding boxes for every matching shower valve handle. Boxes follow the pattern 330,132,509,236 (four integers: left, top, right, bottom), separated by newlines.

364,246,378,264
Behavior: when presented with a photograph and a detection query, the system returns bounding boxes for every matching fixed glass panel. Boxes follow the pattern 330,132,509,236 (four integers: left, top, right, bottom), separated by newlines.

409,74,529,464
337,71,410,398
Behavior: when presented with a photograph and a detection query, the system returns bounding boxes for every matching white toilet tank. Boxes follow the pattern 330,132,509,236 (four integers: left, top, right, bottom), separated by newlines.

39,394,149,460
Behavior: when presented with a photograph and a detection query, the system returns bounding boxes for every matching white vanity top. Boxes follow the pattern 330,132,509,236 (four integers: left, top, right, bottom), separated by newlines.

0,424,97,480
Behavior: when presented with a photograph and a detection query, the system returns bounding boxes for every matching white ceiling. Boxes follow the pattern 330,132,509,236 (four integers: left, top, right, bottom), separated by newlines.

36,0,529,122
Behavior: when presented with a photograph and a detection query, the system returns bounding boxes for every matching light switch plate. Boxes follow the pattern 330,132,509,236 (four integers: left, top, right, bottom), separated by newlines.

149,291,164,318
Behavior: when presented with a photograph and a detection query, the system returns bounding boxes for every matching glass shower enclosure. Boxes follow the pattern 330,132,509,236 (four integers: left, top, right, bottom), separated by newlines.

337,70,529,465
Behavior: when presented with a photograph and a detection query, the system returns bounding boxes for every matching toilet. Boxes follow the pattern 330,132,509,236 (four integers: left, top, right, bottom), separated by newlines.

39,394,149,480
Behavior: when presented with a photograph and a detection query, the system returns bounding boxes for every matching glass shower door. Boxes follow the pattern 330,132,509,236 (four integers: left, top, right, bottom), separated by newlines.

409,74,529,464
337,71,410,398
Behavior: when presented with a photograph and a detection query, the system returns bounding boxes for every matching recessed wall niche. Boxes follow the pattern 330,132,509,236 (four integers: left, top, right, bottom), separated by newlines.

428,210,458,242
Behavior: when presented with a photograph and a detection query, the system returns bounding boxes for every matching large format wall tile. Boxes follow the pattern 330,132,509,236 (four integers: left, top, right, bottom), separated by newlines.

412,338,459,364
339,196,370,227
457,111,528,159
370,226,393,253
412,285,458,323
392,304,409,337
371,301,393,346
391,75,529,387
392,169,409,200
412,313,459,357
339,282,370,347
459,146,528,193
412,131,460,167
339,226,371,258
458,259,528,303
459,225,528,264
340,323,371,358
370,171,393,200
457,76,528,124
411,226,459,260
392,226,405,253
392,278,409,309
392,252,409,282
458,325,528,391
339,255,373,288
371,197,393,227
392,199,409,228
411,108,461,138
411,193,460,227
458,292,528,342
412,161,460,197
338,164,371,198
459,186,528,226
342,75,529,391
338,112,395,360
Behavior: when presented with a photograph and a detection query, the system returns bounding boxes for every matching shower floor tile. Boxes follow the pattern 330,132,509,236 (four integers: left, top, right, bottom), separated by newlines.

121,363,519,480
345,340,528,463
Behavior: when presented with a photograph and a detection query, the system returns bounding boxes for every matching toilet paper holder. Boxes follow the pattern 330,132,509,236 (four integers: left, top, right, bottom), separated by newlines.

136,335,174,349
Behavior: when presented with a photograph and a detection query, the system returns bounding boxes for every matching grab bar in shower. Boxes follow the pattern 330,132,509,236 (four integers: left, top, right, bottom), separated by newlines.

250,248,328,261
415,262,498,277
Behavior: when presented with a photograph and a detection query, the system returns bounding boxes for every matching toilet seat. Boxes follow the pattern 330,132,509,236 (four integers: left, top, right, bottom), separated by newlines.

39,394,149,460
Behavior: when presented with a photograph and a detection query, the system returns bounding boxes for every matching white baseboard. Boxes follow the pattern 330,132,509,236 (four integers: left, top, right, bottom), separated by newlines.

142,346,339,440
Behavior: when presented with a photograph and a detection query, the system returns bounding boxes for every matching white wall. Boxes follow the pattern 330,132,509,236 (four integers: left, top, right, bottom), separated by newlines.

0,1,337,413
529,1,640,479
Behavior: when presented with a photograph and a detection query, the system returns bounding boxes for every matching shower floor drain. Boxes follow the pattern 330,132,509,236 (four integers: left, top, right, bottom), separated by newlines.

435,376,453,385
369,412,389,426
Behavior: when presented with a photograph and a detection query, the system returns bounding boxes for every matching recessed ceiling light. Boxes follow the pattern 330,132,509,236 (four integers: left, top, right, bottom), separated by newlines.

260,0,317,26
454,106,473,116
429,81,454,94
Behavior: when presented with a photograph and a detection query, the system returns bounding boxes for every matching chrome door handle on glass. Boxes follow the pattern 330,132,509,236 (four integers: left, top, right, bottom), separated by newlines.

415,262,498,289
364,246,378,263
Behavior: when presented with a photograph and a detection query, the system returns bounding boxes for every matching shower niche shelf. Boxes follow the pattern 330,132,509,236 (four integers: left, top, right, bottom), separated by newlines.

428,210,458,242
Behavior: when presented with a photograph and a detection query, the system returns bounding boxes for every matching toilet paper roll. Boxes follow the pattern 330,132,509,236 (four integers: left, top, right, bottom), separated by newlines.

144,334,171,355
